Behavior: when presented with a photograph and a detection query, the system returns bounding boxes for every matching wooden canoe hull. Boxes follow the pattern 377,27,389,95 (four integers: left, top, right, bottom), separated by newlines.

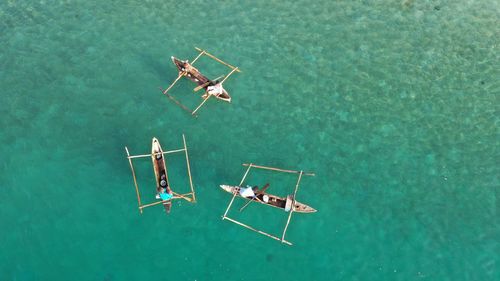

220,185,316,213
171,56,231,102
151,138,173,213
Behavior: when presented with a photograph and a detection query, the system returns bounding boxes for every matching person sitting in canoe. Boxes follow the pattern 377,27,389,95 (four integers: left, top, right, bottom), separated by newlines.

160,175,168,190
206,83,224,96
240,183,271,199
239,185,256,198
156,174,173,201
181,61,195,74
159,191,173,201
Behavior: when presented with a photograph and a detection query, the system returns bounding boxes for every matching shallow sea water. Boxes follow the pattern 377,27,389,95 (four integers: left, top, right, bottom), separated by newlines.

0,0,498,280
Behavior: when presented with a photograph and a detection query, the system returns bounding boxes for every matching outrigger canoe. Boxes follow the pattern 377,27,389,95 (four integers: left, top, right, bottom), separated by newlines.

152,138,173,213
220,184,317,213
171,56,231,102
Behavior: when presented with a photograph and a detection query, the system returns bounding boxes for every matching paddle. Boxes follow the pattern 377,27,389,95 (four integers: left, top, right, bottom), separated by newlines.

193,75,225,92
172,191,193,202
260,183,270,194
239,195,263,212
239,184,269,212
193,81,211,92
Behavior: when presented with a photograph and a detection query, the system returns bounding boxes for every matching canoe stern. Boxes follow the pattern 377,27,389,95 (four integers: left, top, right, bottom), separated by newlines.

293,201,317,213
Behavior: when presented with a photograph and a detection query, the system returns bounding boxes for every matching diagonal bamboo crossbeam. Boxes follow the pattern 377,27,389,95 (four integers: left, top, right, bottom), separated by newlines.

281,171,303,242
193,75,225,92
141,200,166,210
239,163,253,185
183,134,196,202
242,163,315,176
162,74,183,95
191,95,211,115
125,147,143,214
222,193,238,219
139,192,195,210
212,75,225,83
139,200,166,210
239,196,256,212
223,216,292,246
195,47,241,72
127,148,186,159
222,163,253,218
172,191,192,202
220,67,239,84
139,198,176,210
175,192,195,198
190,50,205,65
222,192,238,219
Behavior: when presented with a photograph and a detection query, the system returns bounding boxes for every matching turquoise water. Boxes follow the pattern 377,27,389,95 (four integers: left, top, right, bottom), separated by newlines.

1,0,498,280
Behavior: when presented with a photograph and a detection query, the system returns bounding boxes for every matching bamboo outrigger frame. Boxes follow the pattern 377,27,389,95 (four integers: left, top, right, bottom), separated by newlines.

221,163,315,246
124,134,196,214
160,47,241,116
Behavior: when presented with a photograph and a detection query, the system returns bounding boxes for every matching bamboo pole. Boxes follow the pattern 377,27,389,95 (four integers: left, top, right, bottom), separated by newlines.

223,216,292,246
292,171,303,200
242,163,315,176
212,75,225,82
140,200,174,210
191,95,211,115
239,195,263,212
239,197,255,212
139,200,164,209
223,164,253,219
127,148,186,159
190,50,205,65
162,74,183,95
183,134,196,202
139,193,192,210
194,47,241,72
239,163,253,185
125,147,143,214
193,81,211,92
128,153,156,159
163,148,186,154
281,171,303,242
239,184,266,212
172,191,192,202
175,192,194,197
194,75,224,92
159,87,194,115
222,192,238,219
220,67,239,84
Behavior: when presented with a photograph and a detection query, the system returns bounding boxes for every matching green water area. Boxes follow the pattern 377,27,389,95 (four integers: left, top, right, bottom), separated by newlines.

0,1,498,280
